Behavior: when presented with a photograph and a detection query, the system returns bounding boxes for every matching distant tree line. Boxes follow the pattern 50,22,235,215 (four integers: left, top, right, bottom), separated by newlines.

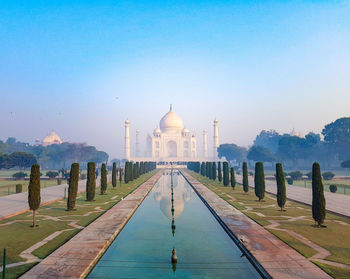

217,117,350,169
0,137,108,169
0,152,37,169
124,161,156,183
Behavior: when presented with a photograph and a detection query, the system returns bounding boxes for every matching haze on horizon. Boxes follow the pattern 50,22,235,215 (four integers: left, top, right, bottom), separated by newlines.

0,0,349,159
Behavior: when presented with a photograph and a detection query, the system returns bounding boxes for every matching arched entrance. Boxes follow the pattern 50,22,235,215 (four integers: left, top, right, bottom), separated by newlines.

167,141,177,157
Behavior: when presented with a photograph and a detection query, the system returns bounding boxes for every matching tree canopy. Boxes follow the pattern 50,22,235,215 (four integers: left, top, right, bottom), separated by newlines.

0,138,108,169
247,146,276,162
217,144,247,163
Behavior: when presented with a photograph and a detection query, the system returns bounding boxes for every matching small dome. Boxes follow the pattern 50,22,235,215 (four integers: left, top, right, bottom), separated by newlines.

43,131,62,146
182,128,190,133
160,105,183,133
154,127,161,134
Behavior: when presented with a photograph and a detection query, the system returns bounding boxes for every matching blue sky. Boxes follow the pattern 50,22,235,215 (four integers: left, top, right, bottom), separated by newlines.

0,0,349,159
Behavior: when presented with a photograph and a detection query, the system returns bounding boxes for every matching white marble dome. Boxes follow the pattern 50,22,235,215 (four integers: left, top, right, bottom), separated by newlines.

160,106,183,133
42,131,62,146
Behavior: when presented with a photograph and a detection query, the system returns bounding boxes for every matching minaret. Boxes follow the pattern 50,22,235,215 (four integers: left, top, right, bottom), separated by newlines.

135,129,140,157
213,118,219,160
124,119,130,160
203,130,208,159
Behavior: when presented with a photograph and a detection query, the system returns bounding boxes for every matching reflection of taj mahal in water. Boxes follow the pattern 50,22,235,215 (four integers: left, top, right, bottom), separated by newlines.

153,170,192,220
124,105,219,162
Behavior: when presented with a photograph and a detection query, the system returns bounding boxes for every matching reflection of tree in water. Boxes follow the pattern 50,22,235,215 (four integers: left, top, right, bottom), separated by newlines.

153,170,191,220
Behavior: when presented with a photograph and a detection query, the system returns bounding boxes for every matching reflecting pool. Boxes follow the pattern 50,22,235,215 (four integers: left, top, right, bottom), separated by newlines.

88,170,261,278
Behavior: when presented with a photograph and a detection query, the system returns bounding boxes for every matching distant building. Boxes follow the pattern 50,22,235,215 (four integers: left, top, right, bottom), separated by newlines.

290,128,302,137
42,131,63,146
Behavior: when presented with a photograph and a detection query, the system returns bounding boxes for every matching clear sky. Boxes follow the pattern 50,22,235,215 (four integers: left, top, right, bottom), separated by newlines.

0,0,349,159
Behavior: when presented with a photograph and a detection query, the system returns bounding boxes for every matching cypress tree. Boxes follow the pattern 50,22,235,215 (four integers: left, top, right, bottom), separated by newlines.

218,162,222,182
212,162,217,180
208,162,212,179
67,163,79,211
86,162,96,201
230,167,236,189
133,163,137,180
112,162,117,188
201,162,206,176
223,162,229,186
130,162,134,181
312,162,326,227
124,162,129,183
206,162,210,178
28,164,41,227
243,162,249,193
119,167,123,185
136,162,140,178
100,163,107,195
276,163,286,211
140,162,144,175
254,162,265,201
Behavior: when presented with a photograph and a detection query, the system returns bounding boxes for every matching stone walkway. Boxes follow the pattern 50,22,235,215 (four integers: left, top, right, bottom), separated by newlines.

20,171,162,279
0,175,111,220
236,174,350,218
182,171,331,279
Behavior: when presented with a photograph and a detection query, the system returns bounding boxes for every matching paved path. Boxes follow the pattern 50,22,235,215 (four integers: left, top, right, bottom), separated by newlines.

182,171,331,279
0,175,111,220
21,171,161,279
235,174,350,218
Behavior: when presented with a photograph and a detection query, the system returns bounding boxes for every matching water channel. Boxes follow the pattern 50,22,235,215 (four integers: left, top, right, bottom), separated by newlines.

88,170,262,278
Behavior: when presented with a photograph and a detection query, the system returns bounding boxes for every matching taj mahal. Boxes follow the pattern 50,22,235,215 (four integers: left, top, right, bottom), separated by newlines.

124,105,219,162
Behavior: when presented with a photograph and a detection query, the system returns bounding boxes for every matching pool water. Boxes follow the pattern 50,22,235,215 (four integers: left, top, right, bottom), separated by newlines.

88,170,261,279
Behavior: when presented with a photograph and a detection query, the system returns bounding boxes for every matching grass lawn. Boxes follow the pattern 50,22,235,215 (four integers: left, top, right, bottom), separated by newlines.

291,180,350,195
189,171,350,279
0,170,88,178
0,170,157,278
0,179,60,197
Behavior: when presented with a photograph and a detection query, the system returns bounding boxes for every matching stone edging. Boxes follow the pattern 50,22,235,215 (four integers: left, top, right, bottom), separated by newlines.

20,171,162,279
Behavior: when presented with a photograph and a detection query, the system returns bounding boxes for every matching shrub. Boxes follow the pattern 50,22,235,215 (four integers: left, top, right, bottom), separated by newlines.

46,171,59,179
223,162,229,186
57,178,62,185
329,184,337,193
322,172,335,180
312,162,326,226
243,162,249,193
28,164,41,227
248,171,254,176
254,162,265,201
288,171,303,180
81,173,87,180
12,172,27,179
67,163,79,211
276,163,286,211
86,162,96,201
16,184,22,193
287,177,293,185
